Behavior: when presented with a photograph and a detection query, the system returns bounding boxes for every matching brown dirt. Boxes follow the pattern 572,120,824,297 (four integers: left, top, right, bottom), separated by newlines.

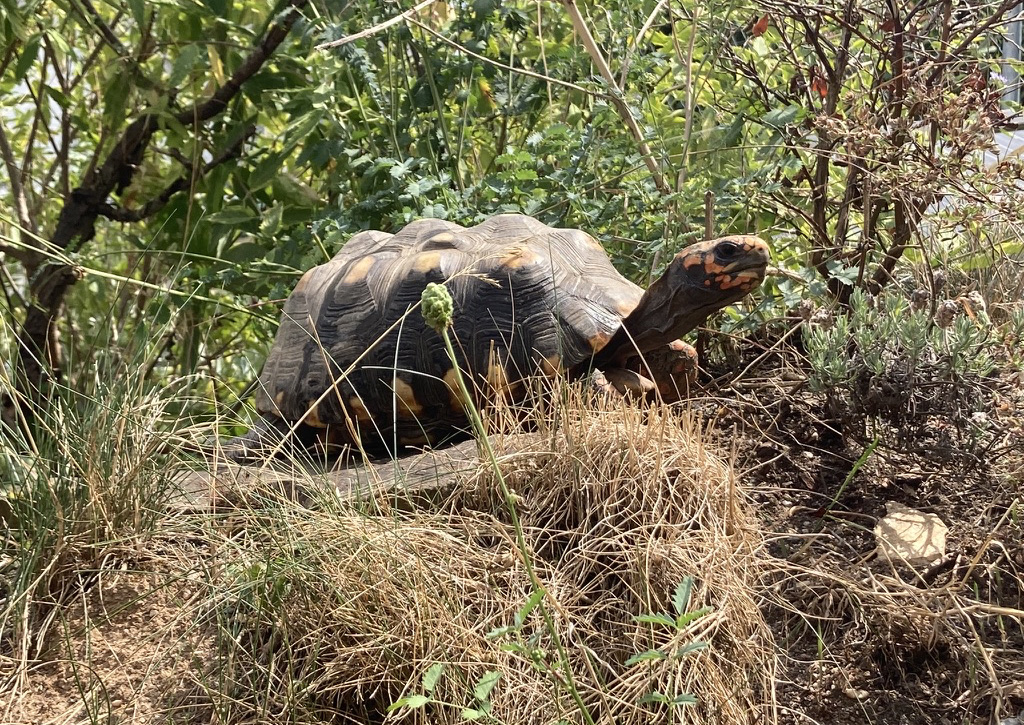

5,570,213,724
699,347,1024,725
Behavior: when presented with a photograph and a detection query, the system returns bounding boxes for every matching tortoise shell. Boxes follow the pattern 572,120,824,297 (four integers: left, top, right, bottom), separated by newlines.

255,215,647,448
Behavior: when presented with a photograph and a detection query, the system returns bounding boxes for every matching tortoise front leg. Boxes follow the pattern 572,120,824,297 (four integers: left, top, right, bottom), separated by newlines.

623,339,698,402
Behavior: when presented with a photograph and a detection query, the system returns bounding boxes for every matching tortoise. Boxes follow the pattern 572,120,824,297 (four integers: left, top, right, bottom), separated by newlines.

234,214,769,457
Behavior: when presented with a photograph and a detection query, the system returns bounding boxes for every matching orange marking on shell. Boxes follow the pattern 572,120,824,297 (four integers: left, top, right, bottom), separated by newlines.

293,271,313,294
540,354,562,377
393,378,423,416
347,396,373,422
443,368,466,411
343,256,375,285
304,405,327,428
499,246,540,270
588,332,611,352
704,279,712,287
429,231,456,245
412,250,442,273
616,298,639,318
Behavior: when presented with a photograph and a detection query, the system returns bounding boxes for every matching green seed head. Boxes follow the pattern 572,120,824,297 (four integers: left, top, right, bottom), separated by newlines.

421,282,454,331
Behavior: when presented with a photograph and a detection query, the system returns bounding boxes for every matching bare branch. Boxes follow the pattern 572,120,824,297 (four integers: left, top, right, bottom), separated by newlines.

71,0,129,59
0,125,35,234
98,124,257,223
0,241,36,267
176,0,309,126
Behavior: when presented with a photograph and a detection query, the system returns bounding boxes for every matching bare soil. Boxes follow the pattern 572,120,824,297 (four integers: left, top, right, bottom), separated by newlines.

701,349,1024,725
6,570,213,723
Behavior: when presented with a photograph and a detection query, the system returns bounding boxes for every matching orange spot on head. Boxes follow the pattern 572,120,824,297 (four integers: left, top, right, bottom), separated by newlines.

682,253,704,269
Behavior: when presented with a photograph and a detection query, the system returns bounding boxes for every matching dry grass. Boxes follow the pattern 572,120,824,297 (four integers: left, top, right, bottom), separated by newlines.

176,390,777,724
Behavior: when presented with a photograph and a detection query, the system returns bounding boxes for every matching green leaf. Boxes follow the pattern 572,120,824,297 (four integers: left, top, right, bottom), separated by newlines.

674,606,713,629
473,670,501,701
671,577,694,616
825,260,859,286
205,206,258,225
633,613,676,627
249,154,284,191
223,241,265,264
671,693,698,706
625,649,668,666
103,72,132,127
638,691,670,705
761,104,801,128
280,110,325,157
672,641,709,658
13,34,40,82
168,44,203,88
517,588,544,623
43,28,70,56
387,693,430,712
127,0,146,28
461,708,484,721
485,624,517,640
422,663,444,694
259,203,283,238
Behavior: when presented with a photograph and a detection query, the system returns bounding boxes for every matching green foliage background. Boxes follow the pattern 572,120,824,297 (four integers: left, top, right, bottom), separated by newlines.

1,0,1022,408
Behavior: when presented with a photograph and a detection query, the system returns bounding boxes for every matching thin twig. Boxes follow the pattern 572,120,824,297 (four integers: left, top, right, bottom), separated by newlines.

98,125,257,223
560,0,671,195
316,0,436,49
404,15,601,97
0,125,34,234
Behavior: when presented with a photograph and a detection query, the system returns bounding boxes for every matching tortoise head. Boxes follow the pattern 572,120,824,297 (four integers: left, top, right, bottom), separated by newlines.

599,235,770,365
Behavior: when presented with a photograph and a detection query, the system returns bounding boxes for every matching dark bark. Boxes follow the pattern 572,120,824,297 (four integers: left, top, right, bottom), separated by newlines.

16,0,310,398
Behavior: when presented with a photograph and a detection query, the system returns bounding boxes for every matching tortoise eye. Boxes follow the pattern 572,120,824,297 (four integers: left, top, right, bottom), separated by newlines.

716,240,740,259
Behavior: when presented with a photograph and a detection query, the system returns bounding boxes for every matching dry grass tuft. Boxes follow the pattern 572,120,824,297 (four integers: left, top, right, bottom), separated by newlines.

189,389,777,724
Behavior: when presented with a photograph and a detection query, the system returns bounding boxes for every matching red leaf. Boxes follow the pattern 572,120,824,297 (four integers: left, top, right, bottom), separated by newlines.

811,76,828,98
752,15,770,37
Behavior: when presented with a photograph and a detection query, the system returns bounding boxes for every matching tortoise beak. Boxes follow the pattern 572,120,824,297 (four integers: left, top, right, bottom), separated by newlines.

720,236,771,277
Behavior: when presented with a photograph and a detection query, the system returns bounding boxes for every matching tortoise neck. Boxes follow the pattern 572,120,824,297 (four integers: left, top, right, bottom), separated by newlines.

593,284,712,368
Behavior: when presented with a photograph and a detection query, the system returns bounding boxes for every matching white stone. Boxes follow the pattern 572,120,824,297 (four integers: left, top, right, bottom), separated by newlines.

874,503,948,566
